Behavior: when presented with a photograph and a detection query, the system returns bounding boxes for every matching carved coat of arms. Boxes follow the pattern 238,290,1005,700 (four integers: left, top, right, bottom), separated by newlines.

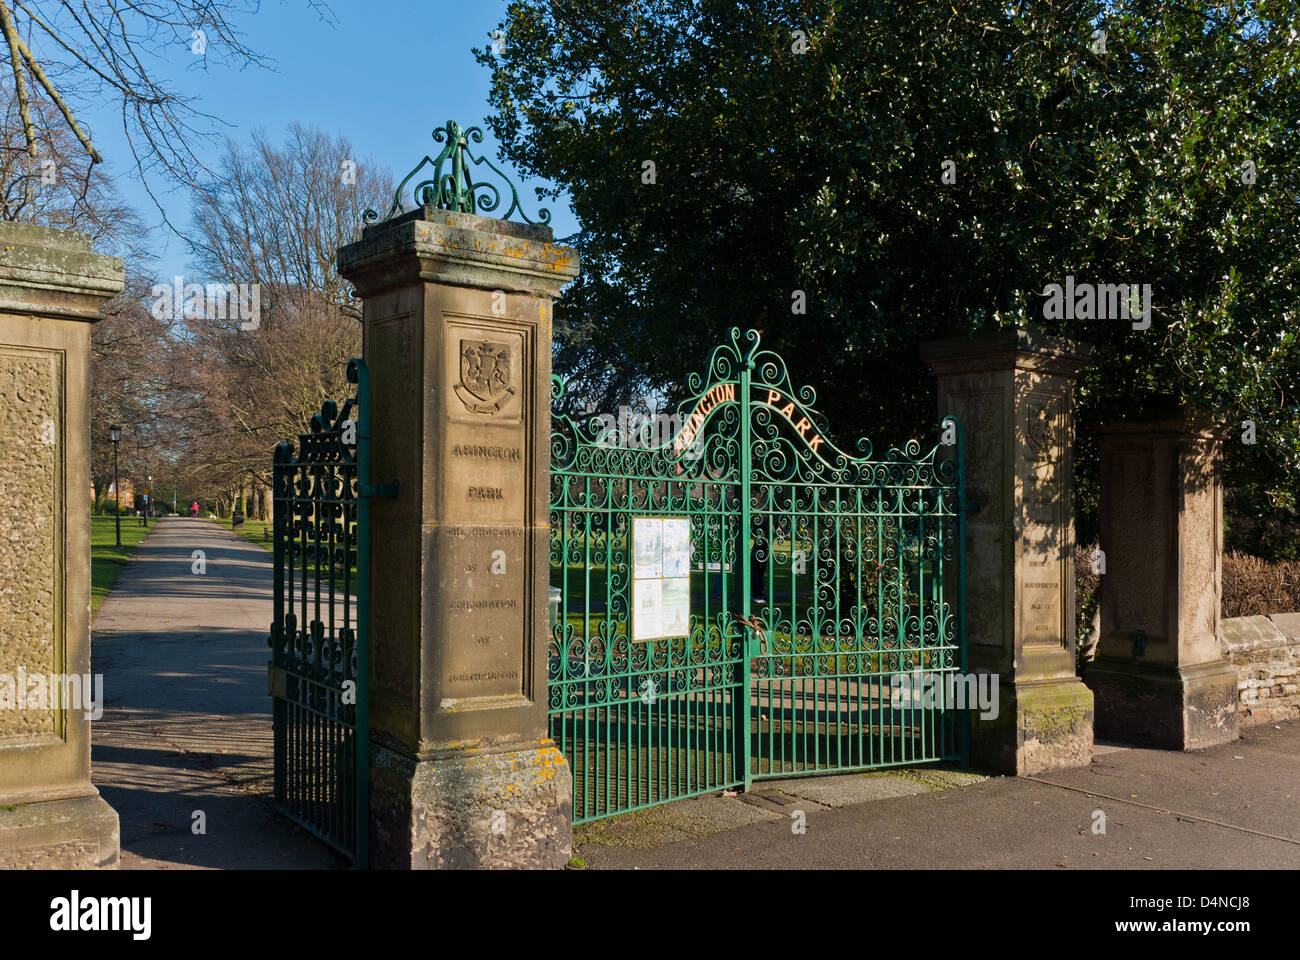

1027,401,1054,463
454,339,515,414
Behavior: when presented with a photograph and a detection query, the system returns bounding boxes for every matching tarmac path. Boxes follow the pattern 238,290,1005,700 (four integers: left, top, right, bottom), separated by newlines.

90,517,345,869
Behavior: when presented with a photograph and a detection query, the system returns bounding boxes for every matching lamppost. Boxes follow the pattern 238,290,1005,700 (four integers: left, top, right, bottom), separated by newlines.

109,425,122,547
144,473,152,527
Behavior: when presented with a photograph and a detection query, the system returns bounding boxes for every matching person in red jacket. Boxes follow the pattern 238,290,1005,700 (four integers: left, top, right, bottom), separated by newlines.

190,501,199,518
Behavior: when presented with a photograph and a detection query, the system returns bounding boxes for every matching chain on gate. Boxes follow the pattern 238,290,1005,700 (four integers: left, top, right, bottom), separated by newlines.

548,328,969,824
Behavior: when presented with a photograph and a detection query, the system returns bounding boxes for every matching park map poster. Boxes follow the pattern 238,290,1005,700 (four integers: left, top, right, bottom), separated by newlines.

632,517,691,641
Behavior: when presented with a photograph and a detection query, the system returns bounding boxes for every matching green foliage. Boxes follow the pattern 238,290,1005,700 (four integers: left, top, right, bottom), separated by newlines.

1225,466,1300,561
478,0,1300,521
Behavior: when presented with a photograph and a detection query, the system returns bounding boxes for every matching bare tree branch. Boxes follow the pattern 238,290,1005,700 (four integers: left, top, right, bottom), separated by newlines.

1,0,337,230
0,1,36,154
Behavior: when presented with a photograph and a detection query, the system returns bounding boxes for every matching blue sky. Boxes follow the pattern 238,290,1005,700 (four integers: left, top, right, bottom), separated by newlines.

78,0,576,278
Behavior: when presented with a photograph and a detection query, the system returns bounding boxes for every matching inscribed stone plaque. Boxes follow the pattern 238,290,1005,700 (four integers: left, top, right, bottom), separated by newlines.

445,321,523,426
949,386,1005,651
442,320,527,528
958,386,1005,526
1109,445,1167,640
438,525,526,701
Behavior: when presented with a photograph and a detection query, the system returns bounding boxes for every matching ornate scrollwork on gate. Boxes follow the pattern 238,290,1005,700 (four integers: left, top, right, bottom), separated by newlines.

269,377,365,859
549,327,965,821
364,119,551,226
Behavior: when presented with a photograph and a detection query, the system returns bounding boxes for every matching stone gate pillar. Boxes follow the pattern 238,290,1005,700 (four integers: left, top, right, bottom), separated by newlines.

920,327,1094,774
1087,407,1239,748
0,223,123,868
339,206,578,868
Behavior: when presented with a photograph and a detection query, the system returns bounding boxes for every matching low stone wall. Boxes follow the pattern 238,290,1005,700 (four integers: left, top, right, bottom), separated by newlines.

1222,613,1300,726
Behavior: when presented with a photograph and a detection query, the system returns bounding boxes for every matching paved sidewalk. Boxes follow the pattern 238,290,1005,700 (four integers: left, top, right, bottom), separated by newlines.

90,517,345,869
574,723,1300,869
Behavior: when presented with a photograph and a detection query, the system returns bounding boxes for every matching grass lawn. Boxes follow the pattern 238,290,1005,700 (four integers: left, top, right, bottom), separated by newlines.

90,515,153,614
228,517,273,552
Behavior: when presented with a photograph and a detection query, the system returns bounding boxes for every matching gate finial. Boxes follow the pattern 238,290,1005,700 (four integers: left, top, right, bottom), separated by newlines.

364,120,552,226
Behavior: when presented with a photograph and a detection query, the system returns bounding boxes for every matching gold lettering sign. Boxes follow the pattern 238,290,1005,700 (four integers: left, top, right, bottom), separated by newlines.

672,382,736,455
763,389,825,453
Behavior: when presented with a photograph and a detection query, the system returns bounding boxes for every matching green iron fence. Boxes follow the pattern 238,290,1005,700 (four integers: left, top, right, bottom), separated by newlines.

549,328,968,823
269,358,383,865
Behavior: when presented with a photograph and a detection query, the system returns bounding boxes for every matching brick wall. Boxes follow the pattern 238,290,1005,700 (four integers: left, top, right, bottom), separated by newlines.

90,478,134,509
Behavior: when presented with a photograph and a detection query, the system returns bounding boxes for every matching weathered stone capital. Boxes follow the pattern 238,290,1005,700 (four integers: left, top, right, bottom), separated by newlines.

1095,404,1228,444
0,222,125,320
338,207,579,299
920,325,1093,378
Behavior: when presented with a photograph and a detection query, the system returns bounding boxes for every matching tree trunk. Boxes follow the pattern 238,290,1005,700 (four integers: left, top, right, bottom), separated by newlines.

254,473,273,520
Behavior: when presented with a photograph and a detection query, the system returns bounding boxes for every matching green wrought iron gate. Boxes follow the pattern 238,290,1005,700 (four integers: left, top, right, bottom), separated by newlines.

269,358,386,864
549,329,969,823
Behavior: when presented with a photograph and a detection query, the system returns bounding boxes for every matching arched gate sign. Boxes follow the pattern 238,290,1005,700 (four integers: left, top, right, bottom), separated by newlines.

549,329,970,823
